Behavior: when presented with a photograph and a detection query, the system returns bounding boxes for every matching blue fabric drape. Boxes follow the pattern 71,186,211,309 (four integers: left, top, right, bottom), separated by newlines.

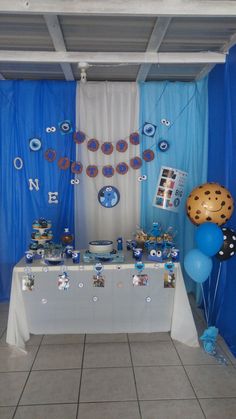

208,45,236,356
0,80,76,301
139,79,208,297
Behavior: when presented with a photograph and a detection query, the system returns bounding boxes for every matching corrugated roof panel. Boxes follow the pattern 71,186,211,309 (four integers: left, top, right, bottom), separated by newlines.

0,62,64,80
0,14,54,50
60,15,156,52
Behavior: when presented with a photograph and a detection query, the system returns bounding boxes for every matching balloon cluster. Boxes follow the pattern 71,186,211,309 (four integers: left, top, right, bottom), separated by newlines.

184,182,235,283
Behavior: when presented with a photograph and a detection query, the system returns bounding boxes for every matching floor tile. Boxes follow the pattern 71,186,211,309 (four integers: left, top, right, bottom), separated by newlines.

185,365,236,398
42,334,85,345
218,337,236,364
174,341,229,365
0,302,9,312
0,346,38,372
199,398,236,419
80,367,137,402
130,341,180,366
20,369,81,405
14,404,77,419
140,400,205,419
0,406,15,419
0,372,28,406
83,342,131,368
78,401,140,419
32,344,83,370
26,334,43,346
86,333,127,343
134,366,195,400
0,332,42,347
128,332,171,342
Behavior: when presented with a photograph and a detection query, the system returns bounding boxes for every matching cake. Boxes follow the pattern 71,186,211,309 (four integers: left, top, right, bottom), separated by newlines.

89,240,113,254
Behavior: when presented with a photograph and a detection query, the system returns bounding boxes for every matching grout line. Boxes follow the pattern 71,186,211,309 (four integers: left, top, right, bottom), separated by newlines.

171,338,207,419
76,333,86,419
12,334,44,419
127,333,142,419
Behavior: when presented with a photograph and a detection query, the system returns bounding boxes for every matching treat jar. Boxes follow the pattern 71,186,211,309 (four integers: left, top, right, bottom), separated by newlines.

61,228,74,245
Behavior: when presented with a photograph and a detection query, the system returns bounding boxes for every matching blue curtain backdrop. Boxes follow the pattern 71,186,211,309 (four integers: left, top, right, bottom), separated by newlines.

0,80,76,301
208,45,236,356
139,79,208,297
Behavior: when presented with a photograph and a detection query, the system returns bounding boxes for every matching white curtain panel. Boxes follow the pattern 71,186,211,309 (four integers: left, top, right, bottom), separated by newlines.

75,82,140,249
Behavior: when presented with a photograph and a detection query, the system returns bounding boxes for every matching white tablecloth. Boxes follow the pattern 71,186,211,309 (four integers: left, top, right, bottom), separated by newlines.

6,254,199,350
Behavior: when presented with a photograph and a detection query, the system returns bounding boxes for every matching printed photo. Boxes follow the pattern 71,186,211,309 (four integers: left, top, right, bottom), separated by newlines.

93,275,105,287
164,271,175,288
162,168,177,179
132,274,148,286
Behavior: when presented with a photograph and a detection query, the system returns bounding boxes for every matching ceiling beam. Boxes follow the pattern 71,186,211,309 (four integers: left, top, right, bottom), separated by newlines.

1,0,236,17
195,28,236,80
137,17,171,82
0,51,226,65
44,14,74,81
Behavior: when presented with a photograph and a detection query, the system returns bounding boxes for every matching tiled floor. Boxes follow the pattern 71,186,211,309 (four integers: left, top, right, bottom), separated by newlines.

0,298,236,419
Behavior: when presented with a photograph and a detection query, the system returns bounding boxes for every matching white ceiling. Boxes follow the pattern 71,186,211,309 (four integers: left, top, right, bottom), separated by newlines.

0,0,236,82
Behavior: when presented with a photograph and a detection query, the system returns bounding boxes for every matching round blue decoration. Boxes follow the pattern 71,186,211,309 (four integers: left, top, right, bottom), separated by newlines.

87,139,99,152
98,186,120,208
73,131,86,144
29,137,42,152
101,142,114,155
142,149,155,162
102,165,114,177
129,132,140,145
142,123,156,137
116,162,129,175
158,140,169,152
130,157,142,170
116,140,128,152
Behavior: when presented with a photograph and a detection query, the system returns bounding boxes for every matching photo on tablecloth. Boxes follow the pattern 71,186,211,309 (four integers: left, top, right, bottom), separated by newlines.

132,274,148,286
163,271,175,288
93,275,105,287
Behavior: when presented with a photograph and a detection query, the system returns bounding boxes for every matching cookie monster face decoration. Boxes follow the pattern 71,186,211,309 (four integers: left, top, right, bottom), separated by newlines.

148,249,163,262
98,186,120,208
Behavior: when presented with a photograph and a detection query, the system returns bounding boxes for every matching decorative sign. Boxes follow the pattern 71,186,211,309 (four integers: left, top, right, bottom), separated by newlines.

158,140,169,152
14,157,23,170
161,118,171,127
29,178,39,191
153,166,188,212
46,126,56,133
48,192,59,204
59,120,72,134
98,186,120,208
142,123,156,137
29,137,42,152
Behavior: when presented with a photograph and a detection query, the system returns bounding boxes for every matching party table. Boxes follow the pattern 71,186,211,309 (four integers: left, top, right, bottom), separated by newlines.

6,252,199,349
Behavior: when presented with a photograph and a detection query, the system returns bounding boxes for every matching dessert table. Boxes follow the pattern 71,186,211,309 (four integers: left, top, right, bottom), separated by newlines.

6,252,199,349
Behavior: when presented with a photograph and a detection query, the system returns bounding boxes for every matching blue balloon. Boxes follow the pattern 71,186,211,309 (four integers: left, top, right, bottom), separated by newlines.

184,248,213,283
195,222,224,256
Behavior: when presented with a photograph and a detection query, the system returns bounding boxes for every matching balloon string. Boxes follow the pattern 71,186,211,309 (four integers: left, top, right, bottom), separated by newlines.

207,273,211,326
201,282,209,327
210,262,222,325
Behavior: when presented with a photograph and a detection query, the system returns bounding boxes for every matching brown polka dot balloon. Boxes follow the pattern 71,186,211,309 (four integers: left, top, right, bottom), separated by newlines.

186,182,234,226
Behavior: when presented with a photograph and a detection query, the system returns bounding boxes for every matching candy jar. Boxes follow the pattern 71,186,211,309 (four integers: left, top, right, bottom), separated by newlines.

61,228,74,245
